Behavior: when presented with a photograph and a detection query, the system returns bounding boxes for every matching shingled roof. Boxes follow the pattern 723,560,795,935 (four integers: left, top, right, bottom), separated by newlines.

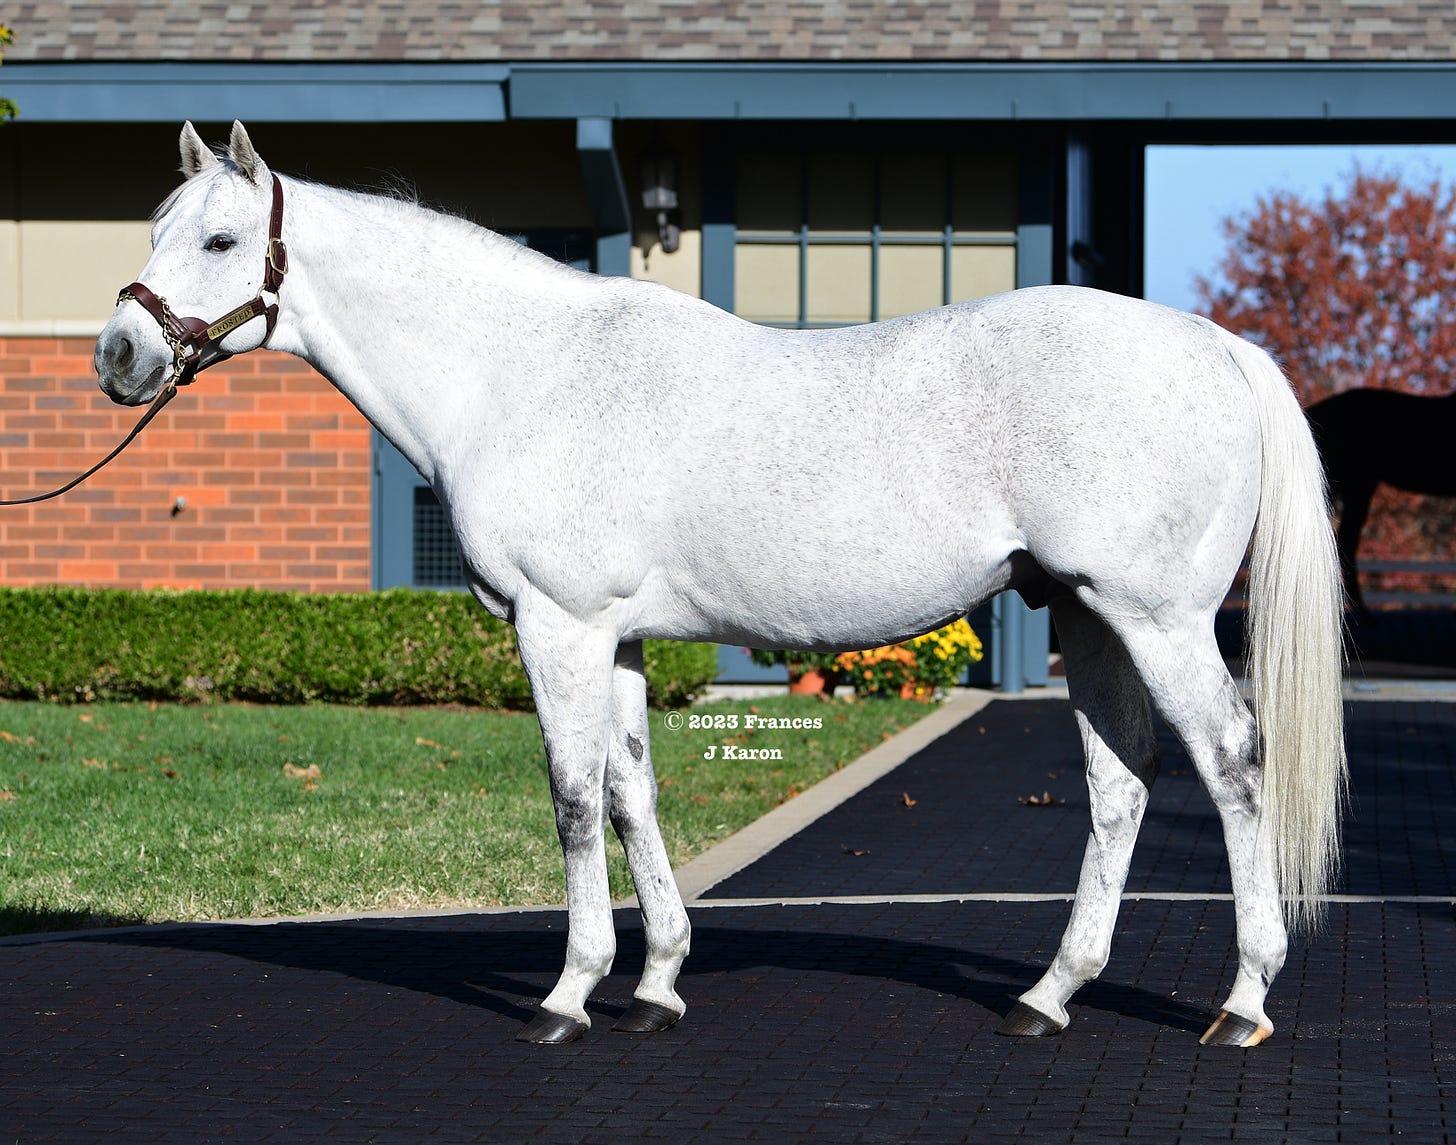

7,1,1456,63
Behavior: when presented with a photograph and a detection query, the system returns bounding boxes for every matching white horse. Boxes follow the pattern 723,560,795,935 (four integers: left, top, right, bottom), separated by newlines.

95,123,1347,1048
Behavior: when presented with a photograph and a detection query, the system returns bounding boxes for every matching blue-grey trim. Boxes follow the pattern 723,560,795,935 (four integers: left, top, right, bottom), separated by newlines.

576,116,632,277
1,62,508,122
700,131,737,310
372,430,426,590
508,61,1456,123
13,60,1456,126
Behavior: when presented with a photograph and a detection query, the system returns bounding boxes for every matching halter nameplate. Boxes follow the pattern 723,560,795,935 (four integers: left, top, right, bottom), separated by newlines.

206,304,263,342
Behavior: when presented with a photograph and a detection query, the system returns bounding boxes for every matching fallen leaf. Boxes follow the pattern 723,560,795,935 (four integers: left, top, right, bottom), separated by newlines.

415,737,443,748
82,757,108,769
162,769,178,780
842,844,870,857
282,762,323,781
690,794,710,805
0,730,16,742
0,790,15,801
78,714,93,723
1019,790,1066,807
901,792,918,808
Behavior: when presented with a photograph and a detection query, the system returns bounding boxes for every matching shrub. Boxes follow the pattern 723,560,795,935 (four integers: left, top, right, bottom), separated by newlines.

0,586,718,709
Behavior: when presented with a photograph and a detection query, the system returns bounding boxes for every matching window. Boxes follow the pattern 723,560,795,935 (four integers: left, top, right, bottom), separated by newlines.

733,150,1019,328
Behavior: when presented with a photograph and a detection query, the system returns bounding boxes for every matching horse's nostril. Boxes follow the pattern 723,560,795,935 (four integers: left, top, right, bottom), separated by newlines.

114,337,134,369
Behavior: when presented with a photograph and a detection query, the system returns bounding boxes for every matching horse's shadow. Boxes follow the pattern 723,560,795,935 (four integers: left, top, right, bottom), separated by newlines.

83,913,1213,1037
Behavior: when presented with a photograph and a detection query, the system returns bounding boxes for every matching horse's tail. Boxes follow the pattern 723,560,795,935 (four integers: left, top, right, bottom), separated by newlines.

1223,329,1348,935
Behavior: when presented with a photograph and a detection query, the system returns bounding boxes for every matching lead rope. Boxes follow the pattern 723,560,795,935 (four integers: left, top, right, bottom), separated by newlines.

0,382,180,507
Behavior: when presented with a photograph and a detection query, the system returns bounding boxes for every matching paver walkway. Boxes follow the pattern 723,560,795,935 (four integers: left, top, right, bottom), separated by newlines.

1,696,1452,1143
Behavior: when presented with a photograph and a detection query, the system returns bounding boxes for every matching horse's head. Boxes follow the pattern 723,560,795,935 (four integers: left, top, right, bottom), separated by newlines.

95,121,286,406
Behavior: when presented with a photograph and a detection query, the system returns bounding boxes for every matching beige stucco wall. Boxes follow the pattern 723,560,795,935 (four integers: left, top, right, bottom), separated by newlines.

629,228,701,298
0,221,152,324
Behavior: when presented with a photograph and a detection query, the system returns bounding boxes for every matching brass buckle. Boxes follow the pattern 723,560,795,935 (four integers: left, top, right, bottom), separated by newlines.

267,238,289,279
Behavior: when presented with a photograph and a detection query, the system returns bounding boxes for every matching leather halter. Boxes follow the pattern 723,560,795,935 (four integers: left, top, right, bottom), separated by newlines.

118,172,288,390
0,173,288,507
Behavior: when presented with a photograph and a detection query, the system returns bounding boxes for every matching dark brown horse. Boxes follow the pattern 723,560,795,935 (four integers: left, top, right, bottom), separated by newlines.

1305,387,1456,613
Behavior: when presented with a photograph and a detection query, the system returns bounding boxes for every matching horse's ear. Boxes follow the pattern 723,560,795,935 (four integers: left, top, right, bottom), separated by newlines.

179,121,219,179
227,120,266,185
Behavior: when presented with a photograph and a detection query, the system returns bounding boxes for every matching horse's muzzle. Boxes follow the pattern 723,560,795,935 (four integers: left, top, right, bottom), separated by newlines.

95,312,171,406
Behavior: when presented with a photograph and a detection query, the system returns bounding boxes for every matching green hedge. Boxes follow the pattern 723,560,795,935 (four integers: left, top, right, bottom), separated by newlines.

0,587,719,709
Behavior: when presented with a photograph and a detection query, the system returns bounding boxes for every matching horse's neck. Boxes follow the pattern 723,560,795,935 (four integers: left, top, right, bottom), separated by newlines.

268,179,574,483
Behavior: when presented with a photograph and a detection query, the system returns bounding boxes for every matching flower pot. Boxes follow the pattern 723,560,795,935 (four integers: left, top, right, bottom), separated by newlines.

788,667,828,696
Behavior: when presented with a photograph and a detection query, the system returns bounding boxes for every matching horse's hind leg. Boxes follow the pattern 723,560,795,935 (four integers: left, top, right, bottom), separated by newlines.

605,641,690,1033
1109,612,1284,1047
1000,595,1160,1037
1333,480,1373,616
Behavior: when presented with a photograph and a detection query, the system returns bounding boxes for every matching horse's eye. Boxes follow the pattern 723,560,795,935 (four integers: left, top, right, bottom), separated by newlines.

205,236,236,253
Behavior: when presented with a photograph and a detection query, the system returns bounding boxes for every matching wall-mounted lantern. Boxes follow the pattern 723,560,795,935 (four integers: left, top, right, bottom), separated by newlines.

641,152,681,255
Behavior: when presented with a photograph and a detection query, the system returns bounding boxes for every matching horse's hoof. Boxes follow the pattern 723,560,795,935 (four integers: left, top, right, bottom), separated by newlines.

995,1001,1066,1037
614,998,683,1034
1199,1010,1272,1047
515,1008,589,1044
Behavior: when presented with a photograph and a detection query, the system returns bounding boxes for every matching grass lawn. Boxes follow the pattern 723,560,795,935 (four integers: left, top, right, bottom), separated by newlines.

0,694,934,935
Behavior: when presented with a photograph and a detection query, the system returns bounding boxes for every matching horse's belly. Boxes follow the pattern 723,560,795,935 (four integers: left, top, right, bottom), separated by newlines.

629,531,1015,650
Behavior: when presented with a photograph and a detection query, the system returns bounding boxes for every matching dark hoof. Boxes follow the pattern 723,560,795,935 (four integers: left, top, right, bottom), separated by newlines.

995,1001,1065,1037
614,998,683,1034
515,1008,589,1045
1199,1010,1271,1047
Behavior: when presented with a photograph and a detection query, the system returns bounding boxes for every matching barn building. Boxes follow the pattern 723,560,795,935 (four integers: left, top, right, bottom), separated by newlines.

1,2,1453,687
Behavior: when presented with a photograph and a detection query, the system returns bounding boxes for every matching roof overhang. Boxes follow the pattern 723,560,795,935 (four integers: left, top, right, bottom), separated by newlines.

508,62,1456,121
0,62,509,122
3,60,1455,124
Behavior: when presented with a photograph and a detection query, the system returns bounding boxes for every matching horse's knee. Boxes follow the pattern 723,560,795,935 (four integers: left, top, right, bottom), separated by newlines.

553,788,607,852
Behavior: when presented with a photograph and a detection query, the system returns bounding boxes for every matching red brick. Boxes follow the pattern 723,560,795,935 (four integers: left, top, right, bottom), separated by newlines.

258,545,312,560
0,334,372,592
226,562,284,580
285,489,340,506
58,560,119,581
316,545,371,561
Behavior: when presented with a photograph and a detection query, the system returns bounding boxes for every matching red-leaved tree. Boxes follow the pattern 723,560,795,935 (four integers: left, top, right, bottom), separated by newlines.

1197,170,1456,604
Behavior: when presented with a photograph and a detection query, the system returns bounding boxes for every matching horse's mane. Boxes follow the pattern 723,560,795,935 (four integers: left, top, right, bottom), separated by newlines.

152,162,584,281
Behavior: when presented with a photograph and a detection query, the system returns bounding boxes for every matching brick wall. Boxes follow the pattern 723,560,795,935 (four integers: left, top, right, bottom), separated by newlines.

0,337,373,592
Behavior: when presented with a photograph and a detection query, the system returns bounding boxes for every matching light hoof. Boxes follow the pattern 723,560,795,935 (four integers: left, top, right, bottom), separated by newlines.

516,1007,590,1045
995,1001,1066,1037
1199,1010,1272,1047
614,998,683,1034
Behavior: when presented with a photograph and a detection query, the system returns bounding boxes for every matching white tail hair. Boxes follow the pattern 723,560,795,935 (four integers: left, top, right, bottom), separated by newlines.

1223,331,1348,934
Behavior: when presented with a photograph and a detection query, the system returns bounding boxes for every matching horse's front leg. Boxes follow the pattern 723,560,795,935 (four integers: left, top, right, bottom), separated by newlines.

606,641,690,1033
512,599,618,1045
